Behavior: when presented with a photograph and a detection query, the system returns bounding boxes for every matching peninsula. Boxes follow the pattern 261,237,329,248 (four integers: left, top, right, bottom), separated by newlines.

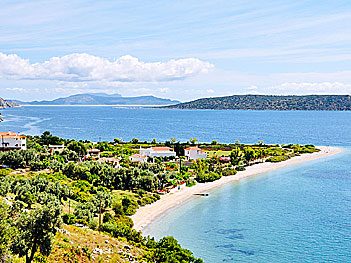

161,94,351,111
0,132,342,262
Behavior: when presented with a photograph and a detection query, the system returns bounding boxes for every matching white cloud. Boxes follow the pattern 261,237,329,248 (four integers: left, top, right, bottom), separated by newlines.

271,82,351,94
0,52,213,82
158,87,170,93
206,89,215,93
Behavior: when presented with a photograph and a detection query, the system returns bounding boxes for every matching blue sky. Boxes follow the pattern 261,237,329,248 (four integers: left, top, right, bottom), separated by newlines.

1,0,351,101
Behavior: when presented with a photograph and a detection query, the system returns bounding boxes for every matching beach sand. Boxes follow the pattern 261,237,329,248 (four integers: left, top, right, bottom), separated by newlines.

131,146,342,231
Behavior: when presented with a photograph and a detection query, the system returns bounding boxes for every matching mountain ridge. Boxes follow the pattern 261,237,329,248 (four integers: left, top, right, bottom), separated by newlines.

160,94,351,111
11,93,180,106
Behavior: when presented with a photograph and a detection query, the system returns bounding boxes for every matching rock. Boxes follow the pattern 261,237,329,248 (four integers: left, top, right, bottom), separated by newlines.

105,240,109,244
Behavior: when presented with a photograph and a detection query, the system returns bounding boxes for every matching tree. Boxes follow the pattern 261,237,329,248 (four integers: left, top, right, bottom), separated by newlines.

189,138,198,145
230,147,243,166
170,137,176,143
152,138,157,144
40,131,63,146
211,140,218,145
11,203,62,263
147,236,203,263
131,138,139,144
243,147,256,165
0,201,14,262
67,141,87,156
174,143,184,157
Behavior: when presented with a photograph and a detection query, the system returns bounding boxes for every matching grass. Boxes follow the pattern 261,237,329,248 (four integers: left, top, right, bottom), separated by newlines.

49,224,145,263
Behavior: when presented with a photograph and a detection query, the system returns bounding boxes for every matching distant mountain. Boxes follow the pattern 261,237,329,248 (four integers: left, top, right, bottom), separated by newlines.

161,94,351,111
0,97,19,108
12,93,180,106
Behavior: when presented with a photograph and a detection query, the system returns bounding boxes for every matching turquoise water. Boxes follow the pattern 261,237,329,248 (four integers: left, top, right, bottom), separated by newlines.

2,106,351,262
144,151,351,262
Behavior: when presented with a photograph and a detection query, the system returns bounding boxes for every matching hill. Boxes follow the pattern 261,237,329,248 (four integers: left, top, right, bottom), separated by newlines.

0,97,18,108
12,93,180,106
162,94,351,111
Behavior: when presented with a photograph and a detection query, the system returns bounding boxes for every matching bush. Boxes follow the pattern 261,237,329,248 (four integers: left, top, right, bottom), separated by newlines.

236,166,246,171
88,220,98,230
266,155,290,162
222,168,237,176
62,213,77,225
0,168,12,177
196,172,222,183
103,212,113,223
122,198,138,216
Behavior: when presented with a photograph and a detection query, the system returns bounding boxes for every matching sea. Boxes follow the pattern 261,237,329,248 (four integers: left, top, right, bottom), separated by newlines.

1,106,351,262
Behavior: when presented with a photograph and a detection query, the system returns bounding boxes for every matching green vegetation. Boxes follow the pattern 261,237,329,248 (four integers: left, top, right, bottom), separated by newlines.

0,131,320,262
163,94,351,111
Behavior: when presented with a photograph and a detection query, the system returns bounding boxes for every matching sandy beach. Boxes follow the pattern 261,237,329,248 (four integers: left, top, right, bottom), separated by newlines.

131,146,342,231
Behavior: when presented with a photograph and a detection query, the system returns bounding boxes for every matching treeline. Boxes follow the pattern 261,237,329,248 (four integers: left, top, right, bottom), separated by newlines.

162,95,351,111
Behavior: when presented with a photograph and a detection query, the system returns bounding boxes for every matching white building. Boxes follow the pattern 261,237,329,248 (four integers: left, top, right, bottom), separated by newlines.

139,147,177,158
129,154,147,163
185,147,207,160
0,131,26,150
48,144,65,153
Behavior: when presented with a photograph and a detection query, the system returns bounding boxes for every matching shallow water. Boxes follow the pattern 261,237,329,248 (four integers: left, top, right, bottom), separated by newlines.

144,150,351,262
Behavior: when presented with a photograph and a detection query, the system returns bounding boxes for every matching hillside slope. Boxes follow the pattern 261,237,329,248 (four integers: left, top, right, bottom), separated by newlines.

162,94,351,111
0,97,18,108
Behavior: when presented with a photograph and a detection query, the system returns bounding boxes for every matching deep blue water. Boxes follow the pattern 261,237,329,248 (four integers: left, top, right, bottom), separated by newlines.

1,106,351,262
1,106,351,146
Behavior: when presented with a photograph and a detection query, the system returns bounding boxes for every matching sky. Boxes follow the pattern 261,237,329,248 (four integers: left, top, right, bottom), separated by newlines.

0,0,351,102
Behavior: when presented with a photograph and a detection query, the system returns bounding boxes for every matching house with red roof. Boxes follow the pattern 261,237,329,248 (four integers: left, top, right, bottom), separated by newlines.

139,146,177,158
0,131,26,150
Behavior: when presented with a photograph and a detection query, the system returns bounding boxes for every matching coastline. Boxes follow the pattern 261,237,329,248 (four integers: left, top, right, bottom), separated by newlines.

131,146,342,232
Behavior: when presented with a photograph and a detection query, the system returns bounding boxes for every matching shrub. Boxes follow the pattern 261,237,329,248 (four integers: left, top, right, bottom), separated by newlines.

222,168,237,176
122,198,138,216
103,212,113,223
266,155,290,163
236,166,246,171
88,220,98,230
62,213,77,225
0,168,12,177
196,172,222,183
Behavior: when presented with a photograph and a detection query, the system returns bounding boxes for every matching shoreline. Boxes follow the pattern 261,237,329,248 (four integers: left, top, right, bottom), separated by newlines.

131,146,342,232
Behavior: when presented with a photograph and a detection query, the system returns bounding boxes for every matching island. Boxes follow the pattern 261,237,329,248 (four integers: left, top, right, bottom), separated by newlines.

0,132,341,262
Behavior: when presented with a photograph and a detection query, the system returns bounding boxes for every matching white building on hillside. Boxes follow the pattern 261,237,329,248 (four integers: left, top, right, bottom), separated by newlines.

129,154,147,163
139,147,176,158
0,131,26,150
185,147,207,160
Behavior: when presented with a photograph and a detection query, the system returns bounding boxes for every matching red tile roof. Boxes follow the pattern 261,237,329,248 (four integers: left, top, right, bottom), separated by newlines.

185,147,202,151
131,154,147,158
151,147,172,151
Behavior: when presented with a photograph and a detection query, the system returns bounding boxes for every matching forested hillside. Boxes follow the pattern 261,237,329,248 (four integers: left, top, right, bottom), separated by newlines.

162,95,351,111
